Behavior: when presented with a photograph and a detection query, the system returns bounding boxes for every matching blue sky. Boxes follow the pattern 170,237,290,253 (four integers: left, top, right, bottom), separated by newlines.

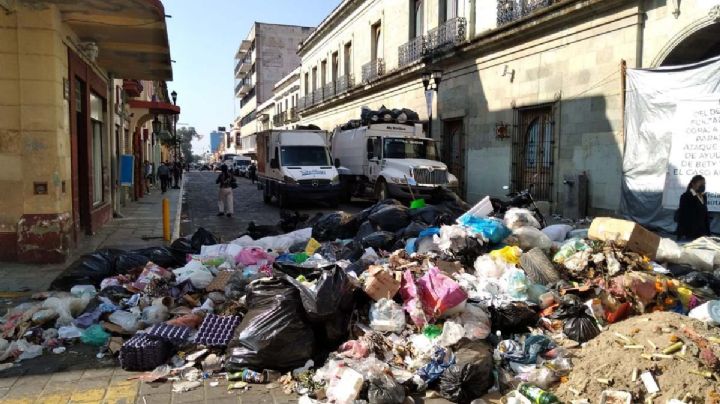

164,0,338,154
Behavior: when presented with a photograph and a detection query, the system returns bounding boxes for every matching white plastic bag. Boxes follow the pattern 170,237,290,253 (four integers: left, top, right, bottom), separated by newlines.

369,298,405,333
541,224,573,242
655,238,683,263
458,304,491,340
70,285,97,297
473,255,507,279
513,226,552,251
504,208,541,230
433,225,470,253
108,310,140,332
58,325,83,339
141,304,169,325
173,260,214,289
436,321,464,347
231,227,312,252
41,296,90,327
16,339,43,361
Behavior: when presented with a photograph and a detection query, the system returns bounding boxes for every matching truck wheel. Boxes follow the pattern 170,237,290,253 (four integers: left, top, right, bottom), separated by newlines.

262,181,271,204
375,180,389,201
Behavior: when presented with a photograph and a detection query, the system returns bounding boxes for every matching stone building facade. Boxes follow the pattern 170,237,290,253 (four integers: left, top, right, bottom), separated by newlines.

296,0,720,216
0,0,176,263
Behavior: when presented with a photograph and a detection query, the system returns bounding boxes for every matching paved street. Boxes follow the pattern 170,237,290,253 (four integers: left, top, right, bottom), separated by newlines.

180,171,369,242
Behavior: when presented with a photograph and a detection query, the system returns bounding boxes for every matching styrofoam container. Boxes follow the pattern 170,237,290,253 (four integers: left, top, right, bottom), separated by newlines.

457,196,493,224
600,390,632,404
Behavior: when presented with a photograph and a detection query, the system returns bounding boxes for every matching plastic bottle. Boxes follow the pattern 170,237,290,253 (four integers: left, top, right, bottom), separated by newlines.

518,383,560,404
228,369,265,383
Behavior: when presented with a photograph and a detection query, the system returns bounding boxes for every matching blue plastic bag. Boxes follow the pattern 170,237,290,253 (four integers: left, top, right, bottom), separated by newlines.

418,347,456,383
457,217,510,244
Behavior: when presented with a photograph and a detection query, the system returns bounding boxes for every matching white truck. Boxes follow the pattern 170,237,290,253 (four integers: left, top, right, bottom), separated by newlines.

232,156,252,176
256,130,341,207
331,122,458,201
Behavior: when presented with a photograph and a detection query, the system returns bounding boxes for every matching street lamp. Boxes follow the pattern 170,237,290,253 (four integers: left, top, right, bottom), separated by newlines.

422,69,443,139
170,90,180,189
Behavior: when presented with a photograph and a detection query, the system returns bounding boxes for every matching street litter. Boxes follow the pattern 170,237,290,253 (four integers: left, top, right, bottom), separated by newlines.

1,196,719,404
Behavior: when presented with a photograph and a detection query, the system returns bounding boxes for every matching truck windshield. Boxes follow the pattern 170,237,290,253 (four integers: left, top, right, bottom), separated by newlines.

281,146,331,166
235,160,250,167
383,138,438,160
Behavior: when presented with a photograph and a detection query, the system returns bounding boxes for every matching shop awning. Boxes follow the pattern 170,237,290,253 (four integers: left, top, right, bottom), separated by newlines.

128,99,180,115
23,0,174,80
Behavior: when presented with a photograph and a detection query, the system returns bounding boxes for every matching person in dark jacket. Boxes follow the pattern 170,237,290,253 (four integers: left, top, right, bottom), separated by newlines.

216,164,235,217
676,175,710,240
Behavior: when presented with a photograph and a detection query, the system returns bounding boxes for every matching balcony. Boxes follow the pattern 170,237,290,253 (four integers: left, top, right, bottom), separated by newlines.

399,35,427,67
426,17,467,54
323,82,336,99
235,59,252,77
236,40,252,57
497,0,554,26
289,108,299,122
336,74,355,93
272,112,286,127
361,59,385,83
122,79,143,98
235,82,252,96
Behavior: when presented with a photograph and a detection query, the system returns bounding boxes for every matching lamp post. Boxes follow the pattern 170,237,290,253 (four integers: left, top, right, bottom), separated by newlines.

171,90,180,189
422,70,443,139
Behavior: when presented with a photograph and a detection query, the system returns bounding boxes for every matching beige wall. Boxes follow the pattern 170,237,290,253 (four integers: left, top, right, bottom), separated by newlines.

0,6,72,232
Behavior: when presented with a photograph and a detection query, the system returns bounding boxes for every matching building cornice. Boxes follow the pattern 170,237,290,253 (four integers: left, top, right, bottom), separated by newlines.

298,0,364,56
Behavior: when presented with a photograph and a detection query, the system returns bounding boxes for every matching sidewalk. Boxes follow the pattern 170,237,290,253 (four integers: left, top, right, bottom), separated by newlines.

0,181,183,294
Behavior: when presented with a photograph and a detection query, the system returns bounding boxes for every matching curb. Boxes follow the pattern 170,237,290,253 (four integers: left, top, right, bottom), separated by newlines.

172,176,184,241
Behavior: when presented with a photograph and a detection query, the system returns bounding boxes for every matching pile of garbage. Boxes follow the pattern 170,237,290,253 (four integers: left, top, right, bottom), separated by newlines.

1,193,719,404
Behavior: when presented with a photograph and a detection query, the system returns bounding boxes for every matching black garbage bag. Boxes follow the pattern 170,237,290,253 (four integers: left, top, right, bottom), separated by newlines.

362,231,396,250
355,221,377,242
520,248,560,285
286,267,355,322
489,302,539,335
190,227,218,252
288,240,308,253
114,252,150,273
49,249,123,290
339,240,365,261
226,277,315,371
312,212,359,241
369,205,410,232
678,271,720,294
170,238,194,256
131,246,186,268
224,270,264,300
368,373,406,404
410,206,443,225
316,241,341,261
550,295,601,343
399,221,429,239
439,340,494,404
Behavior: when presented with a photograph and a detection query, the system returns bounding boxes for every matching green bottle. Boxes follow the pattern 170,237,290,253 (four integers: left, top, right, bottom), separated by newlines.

518,383,561,404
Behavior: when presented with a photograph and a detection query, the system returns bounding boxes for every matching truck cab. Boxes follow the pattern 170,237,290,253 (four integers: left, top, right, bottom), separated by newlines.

332,123,458,201
257,130,341,207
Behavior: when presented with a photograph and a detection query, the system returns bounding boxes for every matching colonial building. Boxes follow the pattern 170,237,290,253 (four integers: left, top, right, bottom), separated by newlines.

296,0,720,217
233,23,314,144
271,68,302,130
0,0,177,263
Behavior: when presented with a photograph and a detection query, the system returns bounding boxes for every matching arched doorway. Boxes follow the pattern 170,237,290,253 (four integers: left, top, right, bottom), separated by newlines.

653,12,720,66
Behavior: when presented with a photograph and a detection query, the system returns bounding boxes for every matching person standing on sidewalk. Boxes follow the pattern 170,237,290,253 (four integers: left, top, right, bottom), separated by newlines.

216,164,236,217
248,162,257,184
144,160,154,194
157,161,171,193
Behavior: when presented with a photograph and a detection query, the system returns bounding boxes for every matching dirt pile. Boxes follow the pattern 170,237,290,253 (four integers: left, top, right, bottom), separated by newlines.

553,311,720,403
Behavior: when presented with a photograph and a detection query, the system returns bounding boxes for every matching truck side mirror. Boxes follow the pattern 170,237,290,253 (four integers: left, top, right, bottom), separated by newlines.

270,158,279,169
334,158,341,168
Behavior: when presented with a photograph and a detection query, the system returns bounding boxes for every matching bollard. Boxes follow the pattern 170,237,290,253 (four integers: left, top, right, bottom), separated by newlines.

162,198,170,242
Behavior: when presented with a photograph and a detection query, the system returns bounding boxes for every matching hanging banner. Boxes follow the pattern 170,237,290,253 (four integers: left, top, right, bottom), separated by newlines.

425,90,433,120
662,98,720,211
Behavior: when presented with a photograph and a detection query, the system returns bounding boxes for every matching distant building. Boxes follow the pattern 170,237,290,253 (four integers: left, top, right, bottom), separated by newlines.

210,131,225,153
234,23,314,140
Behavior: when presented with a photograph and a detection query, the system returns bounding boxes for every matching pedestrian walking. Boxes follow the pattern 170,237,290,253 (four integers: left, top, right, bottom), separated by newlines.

216,165,236,217
144,160,153,194
157,161,171,193
676,175,711,240
172,161,182,189
248,162,257,184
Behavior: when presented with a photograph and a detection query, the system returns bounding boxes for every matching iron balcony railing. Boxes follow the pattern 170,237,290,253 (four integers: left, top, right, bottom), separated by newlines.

398,35,427,67
336,74,354,93
272,112,286,127
497,0,554,25
426,17,467,54
398,17,467,67
289,108,299,122
361,59,385,83
323,82,336,99
297,76,358,110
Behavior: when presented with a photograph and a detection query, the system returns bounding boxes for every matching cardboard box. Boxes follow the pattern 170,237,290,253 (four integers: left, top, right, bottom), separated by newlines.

588,217,660,259
364,266,401,301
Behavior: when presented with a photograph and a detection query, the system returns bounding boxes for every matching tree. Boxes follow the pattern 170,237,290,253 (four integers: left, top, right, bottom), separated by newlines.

158,126,201,164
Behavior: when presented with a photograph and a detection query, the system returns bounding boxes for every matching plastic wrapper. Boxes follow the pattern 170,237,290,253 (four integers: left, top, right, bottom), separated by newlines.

541,224,573,242
367,373,406,404
418,347,455,383
417,268,468,319
368,204,410,232
439,340,494,404
129,262,173,293
226,277,315,371
173,260,214,289
237,247,275,266
437,321,465,347
58,325,83,339
503,268,529,300
80,324,110,346
553,238,591,263
513,226,552,251
16,339,43,361
369,298,406,333
504,208,541,230
520,247,560,285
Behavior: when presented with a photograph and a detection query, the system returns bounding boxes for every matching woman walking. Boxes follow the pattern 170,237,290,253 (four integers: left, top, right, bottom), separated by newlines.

216,165,236,217
676,175,711,240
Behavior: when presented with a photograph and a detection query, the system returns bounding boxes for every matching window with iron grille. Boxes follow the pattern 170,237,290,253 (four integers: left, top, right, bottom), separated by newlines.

511,105,555,202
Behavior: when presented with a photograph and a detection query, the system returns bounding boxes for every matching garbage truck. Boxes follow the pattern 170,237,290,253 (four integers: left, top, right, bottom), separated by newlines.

331,110,458,201
256,129,341,207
